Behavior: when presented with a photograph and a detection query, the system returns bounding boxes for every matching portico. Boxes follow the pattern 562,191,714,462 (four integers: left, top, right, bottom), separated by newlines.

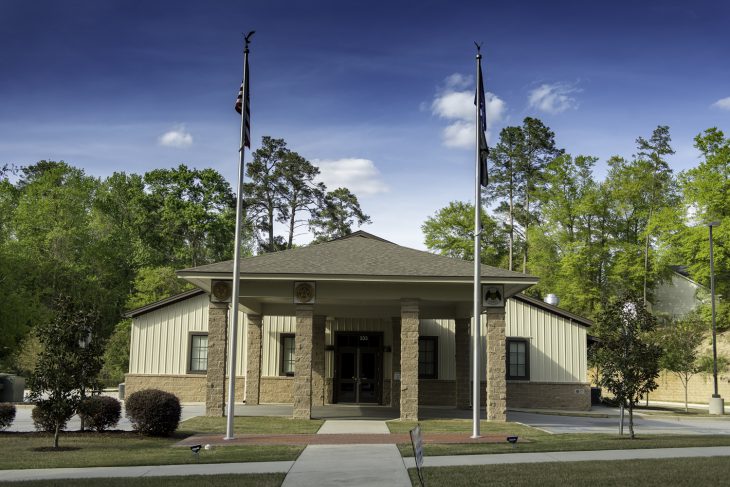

176,231,536,421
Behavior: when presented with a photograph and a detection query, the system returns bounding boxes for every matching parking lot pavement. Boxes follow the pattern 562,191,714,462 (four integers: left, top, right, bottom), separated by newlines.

510,410,730,435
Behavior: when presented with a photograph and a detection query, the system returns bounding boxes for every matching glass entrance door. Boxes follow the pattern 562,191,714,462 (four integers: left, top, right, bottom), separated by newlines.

335,333,382,404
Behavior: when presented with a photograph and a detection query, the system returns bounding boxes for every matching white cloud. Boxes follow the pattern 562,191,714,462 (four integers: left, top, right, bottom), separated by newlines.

712,97,730,110
158,125,193,148
528,82,580,114
314,158,388,195
431,74,506,149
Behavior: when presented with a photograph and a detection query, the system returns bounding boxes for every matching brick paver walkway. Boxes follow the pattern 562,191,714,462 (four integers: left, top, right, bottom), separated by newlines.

175,432,514,447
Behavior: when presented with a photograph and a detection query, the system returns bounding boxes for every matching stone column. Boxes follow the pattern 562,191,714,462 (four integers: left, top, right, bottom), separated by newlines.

455,317,471,409
293,305,314,419
391,317,401,408
245,313,262,405
312,315,326,406
486,308,507,421
206,301,228,417
400,299,419,421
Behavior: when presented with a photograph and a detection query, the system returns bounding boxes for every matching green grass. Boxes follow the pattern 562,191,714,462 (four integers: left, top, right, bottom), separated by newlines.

387,419,543,436
0,431,302,470
408,457,730,486
390,419,730,457
181,416,323,434
0,474,285,487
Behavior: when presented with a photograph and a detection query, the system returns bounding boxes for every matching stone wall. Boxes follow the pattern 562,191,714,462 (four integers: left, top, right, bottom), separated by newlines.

507,381,591,410
400,300,419,420
206,302,229,416
647,371,730,405
486,309,507,421
419,380,456,406
260,376,294,403
125,374,245,403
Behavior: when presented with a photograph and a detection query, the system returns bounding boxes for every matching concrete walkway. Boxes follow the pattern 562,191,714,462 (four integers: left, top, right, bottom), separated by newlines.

4,445,730,483
281,420,411,486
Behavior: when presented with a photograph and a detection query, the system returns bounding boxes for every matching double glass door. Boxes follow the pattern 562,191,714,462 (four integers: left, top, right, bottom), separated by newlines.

335,334,382,404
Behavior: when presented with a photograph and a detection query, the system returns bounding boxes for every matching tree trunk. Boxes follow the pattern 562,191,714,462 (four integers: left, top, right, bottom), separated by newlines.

628,400,635,439
508,181,514,271
684,377,689,412
54,423,60,448
288,212,295,249
523,191,529,274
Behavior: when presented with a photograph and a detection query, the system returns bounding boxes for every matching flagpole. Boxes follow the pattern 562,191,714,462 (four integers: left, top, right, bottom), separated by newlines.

225,32,253,441
471,46,483,439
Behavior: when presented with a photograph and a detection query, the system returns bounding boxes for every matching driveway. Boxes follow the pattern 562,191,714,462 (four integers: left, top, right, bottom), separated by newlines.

510,410,730,435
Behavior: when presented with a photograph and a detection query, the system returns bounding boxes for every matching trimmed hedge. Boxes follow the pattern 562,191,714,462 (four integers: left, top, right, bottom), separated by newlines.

125,389,181,436
0,404,15,430
31,404,73,433
78,396,121,432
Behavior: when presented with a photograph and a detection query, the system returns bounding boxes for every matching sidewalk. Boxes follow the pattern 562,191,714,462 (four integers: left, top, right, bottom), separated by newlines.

4,420,730,484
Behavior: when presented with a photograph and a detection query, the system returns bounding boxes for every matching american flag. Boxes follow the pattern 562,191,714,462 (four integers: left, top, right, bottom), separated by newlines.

235,56,251,148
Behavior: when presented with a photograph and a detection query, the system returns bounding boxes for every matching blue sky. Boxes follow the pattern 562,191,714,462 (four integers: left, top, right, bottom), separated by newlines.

2,0,729,249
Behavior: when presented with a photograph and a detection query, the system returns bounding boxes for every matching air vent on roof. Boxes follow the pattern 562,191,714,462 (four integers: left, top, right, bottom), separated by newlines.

544,294,560,306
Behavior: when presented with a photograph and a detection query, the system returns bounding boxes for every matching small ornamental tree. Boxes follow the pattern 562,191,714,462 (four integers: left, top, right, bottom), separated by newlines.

593,293,662,438
27,296,104,448
658,315,705,412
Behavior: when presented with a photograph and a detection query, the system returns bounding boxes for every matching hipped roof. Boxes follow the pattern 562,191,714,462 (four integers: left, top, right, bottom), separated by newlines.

177,231,537,282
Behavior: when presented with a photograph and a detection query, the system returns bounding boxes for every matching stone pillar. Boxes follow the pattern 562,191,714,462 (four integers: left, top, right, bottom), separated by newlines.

312,315,326,406
293,305,314,419
206,301,228,417
391,317,401,408
455,317,471,409
400,299,419,421
486,308,507,421
245,313,262,405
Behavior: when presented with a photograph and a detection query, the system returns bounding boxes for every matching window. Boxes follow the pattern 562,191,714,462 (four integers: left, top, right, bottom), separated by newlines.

418,336,438,379
189,334,208,373
280,334,295,376
506,338,529,380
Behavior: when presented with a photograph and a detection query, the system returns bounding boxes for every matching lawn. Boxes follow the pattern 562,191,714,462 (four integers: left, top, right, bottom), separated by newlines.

408,456,730,486
390,419,730,457
0,474,285,487
0,417,323,470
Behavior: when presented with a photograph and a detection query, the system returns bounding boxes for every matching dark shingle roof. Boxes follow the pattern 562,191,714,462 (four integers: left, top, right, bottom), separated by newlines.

178,231,535,281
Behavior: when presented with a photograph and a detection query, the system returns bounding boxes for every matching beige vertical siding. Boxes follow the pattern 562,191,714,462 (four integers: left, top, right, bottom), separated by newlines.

420,319,456,380
503,299,587,383
261,315,297,376
129,294,246,375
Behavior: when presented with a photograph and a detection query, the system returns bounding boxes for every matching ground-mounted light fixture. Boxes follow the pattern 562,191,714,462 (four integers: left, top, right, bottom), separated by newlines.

506,436,519,448
190,444,202,461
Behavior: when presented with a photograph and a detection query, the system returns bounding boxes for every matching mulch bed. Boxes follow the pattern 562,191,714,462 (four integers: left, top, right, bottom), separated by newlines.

175,432,520,447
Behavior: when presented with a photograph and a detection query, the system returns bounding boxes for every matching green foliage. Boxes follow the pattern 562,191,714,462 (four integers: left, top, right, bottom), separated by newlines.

246,137,370,251
658,316,705,410
100,320,132,386
141,164,239,267
421,201,507,267
77,395,121,432
0,403,15,430
697,354,730,376
32,403,72,433
27,296,105,447
125,389,181,436
126,266,193,310
310,187,370,243
592,294,662,438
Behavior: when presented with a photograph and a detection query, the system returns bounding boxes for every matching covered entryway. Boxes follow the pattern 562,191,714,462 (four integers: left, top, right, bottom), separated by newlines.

334,332,383,404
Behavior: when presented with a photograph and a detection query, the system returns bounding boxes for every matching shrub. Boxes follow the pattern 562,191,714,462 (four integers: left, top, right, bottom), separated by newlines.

78,396,121,432
0,404,16,430
31,403,72,433
125,389,181,436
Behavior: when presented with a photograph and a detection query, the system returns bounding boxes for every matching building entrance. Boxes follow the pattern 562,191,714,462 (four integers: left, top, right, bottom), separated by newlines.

334,332,383,404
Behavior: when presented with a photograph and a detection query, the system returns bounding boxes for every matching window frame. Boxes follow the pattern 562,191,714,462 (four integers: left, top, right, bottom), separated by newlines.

280,333,296,377
506,337,530,381
418,336,439,380
187,332,209,374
